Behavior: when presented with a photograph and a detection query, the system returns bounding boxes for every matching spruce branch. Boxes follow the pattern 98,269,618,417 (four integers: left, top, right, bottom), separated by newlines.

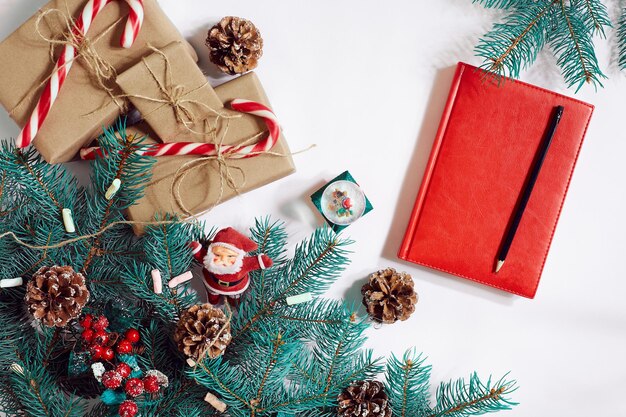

476,0,554,79
255,333,284,399
187,357,254,412
429,373,518,417
81,127,149,273
549,0,606,91
385,349,432,417
474,0,615,90
572,0,611,37
234,226,352,340
618,9,626,69
473,0,530,9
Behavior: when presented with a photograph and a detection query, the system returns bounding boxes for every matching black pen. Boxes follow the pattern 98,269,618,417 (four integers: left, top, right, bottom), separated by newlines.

495,105,564,273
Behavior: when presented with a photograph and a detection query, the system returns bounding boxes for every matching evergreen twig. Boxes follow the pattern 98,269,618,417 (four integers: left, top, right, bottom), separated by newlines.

474,0,618,90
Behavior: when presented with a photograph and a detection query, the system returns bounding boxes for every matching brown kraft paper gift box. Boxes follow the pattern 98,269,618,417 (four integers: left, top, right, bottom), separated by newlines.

0,0,197,163
126,72,296,235
116,41,224,142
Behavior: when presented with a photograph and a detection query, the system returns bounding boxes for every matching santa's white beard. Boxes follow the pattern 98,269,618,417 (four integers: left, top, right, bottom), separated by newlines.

204,253,244,275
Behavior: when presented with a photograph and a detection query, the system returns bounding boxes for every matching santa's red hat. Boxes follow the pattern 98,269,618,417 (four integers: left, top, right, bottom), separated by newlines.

210,227,258,253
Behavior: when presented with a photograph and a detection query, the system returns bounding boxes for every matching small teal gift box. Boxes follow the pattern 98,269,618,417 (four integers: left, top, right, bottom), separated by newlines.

311,171,373,232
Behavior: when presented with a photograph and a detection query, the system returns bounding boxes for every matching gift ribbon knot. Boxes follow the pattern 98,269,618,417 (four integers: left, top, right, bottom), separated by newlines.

135,45,236,134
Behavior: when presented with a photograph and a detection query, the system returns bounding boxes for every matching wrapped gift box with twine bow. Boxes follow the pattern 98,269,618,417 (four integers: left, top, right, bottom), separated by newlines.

118,67,296,235
0,0,197,163
116,42,226,142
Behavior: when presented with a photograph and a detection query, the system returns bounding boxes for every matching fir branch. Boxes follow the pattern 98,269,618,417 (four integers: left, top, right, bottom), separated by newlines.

549,0,606,91
256,333,284,399
265,299,358,344
476,0,554,79
81,132,139,273
333,350,384,390
14,149,64,212
8,357,86,417
121,261,181,322
571,0,611,37
385,349,432,417
474,0,615,89
323,328,349,394
249,218,288,303
618,9,626,69
188,358,253,410
137,318,179,373
22,231,53,276
429,373,518,417
234,227,352,340
472,0,531,9
289,360,322,385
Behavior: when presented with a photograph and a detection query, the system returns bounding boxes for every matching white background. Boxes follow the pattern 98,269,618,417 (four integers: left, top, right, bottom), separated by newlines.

0,1,625,416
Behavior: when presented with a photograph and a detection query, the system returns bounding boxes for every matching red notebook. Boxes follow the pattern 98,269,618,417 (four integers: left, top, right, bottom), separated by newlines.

398,62,593,298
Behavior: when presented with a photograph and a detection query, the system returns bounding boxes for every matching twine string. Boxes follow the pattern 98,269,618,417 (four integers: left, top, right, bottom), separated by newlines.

170,117,245,217
9,8,128,118
126,44,238,136
168,118,315,217
0,218,200,251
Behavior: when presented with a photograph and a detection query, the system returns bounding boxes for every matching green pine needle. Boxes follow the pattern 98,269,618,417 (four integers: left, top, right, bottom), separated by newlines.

549,0,606,91
618,10,626,69
474,0,617,90
431,373,518,417
385,349,432,417
473,0,530,9
475,1,554,80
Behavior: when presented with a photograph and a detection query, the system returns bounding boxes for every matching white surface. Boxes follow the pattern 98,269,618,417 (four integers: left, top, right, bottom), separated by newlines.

0,1,625,416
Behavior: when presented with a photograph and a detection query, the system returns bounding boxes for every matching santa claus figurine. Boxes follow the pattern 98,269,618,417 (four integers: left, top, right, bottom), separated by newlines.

190,227,273,305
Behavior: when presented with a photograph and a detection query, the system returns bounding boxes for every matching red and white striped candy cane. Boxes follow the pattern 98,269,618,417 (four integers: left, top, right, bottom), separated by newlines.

80,99,281,160
15,0,144,149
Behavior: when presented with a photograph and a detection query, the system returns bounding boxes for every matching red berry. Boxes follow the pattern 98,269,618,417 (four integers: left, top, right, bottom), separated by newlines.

124,378,144,397
81,329,94,343
101,347,115,361
116,363,131,379
124,328,140,344
116,339,133,355
90,345,104,360
92,316,109,332
142,375,160,394
93,330,109,345
101,370,123,389
118,400,138,417
79,314,93,329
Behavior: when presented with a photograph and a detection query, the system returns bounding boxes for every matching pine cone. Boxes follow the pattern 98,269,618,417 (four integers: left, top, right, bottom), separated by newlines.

25,265,90,327
174,304,232,360
338,380,391,417
361,268,417,324
206,16,263,75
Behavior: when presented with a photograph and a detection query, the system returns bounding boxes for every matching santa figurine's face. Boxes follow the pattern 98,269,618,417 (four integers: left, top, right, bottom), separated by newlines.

211,246,239,267
204,244,245,275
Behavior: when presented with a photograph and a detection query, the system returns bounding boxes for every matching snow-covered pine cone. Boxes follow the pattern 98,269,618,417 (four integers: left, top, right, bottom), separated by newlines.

174,303,232,360
25,265,90,327
338,380,391,417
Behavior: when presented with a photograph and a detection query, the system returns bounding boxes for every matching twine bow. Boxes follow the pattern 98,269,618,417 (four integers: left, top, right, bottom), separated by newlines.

170,118,255,217
130,45,236,135
169,123,314,217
